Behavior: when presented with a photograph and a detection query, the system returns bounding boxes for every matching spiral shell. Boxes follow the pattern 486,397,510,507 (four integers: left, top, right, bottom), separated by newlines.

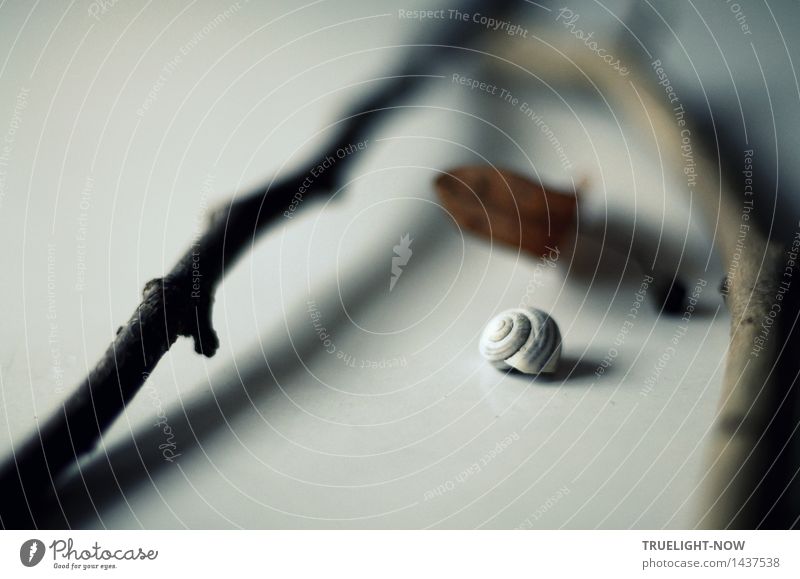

479,308,562,374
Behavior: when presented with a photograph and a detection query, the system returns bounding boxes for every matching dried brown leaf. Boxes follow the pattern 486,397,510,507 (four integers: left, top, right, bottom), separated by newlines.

434,166,579,257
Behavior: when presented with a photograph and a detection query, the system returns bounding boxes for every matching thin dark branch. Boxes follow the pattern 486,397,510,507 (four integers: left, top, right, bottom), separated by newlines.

0,0,522,528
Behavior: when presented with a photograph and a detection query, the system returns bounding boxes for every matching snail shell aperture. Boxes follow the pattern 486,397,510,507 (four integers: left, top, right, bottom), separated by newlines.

479,308,562,374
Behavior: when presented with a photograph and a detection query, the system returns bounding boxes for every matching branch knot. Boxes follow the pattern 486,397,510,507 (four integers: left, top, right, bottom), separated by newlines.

143,276,219,358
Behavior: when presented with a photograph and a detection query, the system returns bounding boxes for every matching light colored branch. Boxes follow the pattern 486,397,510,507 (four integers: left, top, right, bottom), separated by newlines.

495,31,790,528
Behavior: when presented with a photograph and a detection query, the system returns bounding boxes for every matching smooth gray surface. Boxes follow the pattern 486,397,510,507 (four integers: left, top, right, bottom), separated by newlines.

0,0,798,528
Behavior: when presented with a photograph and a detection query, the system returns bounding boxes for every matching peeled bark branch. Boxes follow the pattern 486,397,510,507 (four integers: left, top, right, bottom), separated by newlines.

498,31,797,528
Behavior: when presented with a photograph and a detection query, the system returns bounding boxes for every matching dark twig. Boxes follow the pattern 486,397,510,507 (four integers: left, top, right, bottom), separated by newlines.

0,0,522,528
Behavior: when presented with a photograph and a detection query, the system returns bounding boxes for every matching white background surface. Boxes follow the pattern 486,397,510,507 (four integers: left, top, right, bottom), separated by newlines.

0,0,798,528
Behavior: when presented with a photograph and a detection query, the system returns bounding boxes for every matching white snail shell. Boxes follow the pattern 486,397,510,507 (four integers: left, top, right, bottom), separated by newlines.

479,308,562,374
